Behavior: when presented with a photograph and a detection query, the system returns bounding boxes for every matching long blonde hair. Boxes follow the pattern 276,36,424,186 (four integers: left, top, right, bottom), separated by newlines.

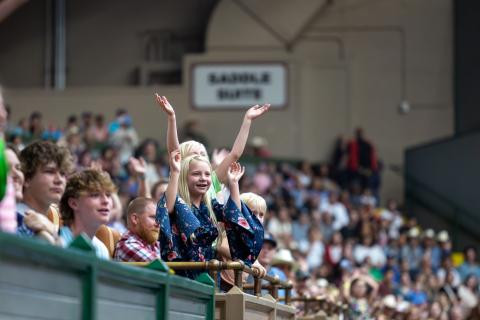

179,155,218,227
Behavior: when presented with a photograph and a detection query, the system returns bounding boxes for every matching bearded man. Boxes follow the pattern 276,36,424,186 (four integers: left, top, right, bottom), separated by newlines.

114,197,160,262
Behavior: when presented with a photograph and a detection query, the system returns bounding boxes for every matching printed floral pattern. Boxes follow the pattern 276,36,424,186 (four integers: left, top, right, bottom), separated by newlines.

156,195,264,279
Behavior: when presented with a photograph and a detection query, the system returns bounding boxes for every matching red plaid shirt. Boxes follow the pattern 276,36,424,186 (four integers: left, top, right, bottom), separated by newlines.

114,230,161,262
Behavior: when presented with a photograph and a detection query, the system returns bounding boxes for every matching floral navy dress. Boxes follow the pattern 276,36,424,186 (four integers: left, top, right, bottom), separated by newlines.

156,195,264,279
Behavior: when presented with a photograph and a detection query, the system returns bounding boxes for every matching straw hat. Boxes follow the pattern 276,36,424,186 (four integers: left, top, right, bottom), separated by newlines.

423,228,435,239
408,227,420,238
271,249,296,267
437,230,450,242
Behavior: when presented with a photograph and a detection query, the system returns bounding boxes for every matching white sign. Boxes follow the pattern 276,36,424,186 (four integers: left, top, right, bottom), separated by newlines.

191,63,288,109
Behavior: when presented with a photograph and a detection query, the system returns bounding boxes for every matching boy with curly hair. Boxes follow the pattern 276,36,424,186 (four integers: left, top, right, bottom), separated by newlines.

17,141,73,237
59,169,117,259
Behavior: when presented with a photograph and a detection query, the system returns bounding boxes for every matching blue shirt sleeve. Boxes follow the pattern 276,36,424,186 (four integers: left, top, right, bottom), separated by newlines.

16,213,35,237
221,198,265,266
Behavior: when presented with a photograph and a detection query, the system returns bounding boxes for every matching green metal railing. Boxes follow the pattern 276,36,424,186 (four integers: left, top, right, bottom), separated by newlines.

0,232,215,320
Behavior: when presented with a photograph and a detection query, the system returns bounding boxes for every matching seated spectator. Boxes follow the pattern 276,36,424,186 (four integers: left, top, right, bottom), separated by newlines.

340,209,361,241
458,274,479,315
422,228,442,271
114,197,160,262
291,212,310,252
401,227,424,276
457,246,480,282
59,169,116,259
17,141,73,237
268,207,292,248
405,278,428,306
306,225,325,271
271,248,296,282
437,255,461,287
353,234,386,268
319,191,349,231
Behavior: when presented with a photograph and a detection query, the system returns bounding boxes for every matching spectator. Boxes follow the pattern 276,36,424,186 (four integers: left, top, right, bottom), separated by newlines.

218,192,267,290
135,138,161,187
347,128,378,190
17,141,73,236
306,225,325,271
319,191,349,231
109,114,139,164
268,207,292,248
458,274,479,315
114,197,160,262
108,108,127,135
325,231,344,267
401,228,424,276
423,228,442,271
353,234,386,268
59,169,116,259
457,246,480,282
91,114,108,146
271,248,296,282
28,111,44,142
291,212,310,252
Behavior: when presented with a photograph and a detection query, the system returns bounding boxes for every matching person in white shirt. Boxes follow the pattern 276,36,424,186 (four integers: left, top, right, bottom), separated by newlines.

319,192,349,231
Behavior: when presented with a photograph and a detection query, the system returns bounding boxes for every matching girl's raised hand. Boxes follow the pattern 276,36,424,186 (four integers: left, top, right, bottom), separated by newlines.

245,103,270,121
169,149,181,173
154,93,175,117
227,162,245,183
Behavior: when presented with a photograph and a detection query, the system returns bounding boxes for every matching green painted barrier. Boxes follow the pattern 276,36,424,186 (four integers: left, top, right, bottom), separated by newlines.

0,232,215,320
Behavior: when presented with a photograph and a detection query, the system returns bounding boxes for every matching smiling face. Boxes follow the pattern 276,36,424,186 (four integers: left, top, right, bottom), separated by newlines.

187,159,211,199
69,191,113,229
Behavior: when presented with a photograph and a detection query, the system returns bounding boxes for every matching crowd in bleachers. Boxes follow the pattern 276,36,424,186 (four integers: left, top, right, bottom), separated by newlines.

0,88,479,320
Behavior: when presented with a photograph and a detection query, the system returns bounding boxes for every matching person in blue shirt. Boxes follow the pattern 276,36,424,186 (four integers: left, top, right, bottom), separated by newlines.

157,150,263,279
16,141,73,237
457,246,480,282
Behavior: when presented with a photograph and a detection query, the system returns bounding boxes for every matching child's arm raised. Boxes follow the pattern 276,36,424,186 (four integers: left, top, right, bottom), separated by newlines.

155,94,180,154
226,162,245,209
165,149,181,213
216,104,270,183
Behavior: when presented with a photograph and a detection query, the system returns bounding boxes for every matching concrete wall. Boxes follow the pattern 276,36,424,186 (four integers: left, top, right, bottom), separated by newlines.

0,0,217,86
1,0,454,203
